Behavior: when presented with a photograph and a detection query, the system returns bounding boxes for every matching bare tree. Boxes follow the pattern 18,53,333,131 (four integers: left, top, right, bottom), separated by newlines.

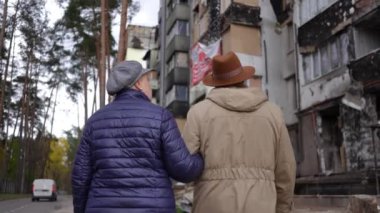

116,0,128,63
0,0,9,132
99,0,107,108
1,1,20,182
82,61,88,121
0,0,8,52
18,48,32,193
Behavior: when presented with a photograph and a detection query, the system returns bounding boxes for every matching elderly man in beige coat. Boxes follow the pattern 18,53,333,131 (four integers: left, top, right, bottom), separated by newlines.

183,52,296,213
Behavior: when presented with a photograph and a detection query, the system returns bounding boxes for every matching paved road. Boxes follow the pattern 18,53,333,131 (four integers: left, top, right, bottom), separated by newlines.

0,195,350,213
0,195,73,213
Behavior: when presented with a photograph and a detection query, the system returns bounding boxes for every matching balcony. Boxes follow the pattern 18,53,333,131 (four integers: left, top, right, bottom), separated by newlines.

165,67,190,92
220,2,261,32
166,4,190,33
354,0,380,24
165,85,189,117
350,48,380,82
198,2,261,44
165,35,190,62
350,2,380,87
298,0,355,51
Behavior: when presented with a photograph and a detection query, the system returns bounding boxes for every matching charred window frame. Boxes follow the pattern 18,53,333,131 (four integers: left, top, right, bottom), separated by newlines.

318,106,344,173
302,31,349,83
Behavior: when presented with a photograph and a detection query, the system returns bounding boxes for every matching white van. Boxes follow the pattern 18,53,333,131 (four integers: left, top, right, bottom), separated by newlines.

32,179,57,201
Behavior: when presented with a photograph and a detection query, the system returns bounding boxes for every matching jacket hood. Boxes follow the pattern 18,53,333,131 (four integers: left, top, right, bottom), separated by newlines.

206,87,268,112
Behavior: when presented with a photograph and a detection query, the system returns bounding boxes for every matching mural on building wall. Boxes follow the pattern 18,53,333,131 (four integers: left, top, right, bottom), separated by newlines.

190,39,221,85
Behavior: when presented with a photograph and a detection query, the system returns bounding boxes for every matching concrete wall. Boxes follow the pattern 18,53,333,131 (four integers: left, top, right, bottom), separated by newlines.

222,24,262,56
341,94,379,171
299,72,352,110
298,113,320,176
261,0,298,124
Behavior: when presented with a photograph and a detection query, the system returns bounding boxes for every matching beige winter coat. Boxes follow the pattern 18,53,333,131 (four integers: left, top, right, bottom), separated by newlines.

183,87,296,213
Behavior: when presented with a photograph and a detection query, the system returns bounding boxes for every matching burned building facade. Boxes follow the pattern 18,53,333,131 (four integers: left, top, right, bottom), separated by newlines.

286,0,380,194
154,0,380,195
187,0,380,195
156,0,191,118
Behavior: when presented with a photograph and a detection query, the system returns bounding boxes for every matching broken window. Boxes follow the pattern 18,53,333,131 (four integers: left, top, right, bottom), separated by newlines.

319,106,344,173
313,51,321,78
340,33,349,65
320,45,330,75
303,54,312,83
330,39,340,69
302,31,350,83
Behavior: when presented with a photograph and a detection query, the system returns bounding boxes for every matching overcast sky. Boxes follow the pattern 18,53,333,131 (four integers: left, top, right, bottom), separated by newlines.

45,0,160,137
45,0,159,26
130,0,159,26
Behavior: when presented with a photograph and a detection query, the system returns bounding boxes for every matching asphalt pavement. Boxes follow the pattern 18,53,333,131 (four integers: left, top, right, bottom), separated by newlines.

0,195,73,213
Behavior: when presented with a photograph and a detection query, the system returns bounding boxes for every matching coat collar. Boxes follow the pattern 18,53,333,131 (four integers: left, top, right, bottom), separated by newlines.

114,88,150,102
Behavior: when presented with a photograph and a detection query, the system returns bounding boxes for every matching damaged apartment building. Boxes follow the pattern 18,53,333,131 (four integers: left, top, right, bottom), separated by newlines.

290,0,380,194
157,0,192,118
156,0,380,194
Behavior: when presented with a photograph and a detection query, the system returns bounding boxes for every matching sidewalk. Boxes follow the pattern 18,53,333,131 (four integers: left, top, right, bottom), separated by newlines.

294,195,379,213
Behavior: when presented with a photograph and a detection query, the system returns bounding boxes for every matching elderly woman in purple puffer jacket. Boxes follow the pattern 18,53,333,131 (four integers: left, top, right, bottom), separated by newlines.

71,61,204,213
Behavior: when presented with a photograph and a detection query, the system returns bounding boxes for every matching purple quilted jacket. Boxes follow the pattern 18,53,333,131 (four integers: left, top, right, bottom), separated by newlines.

72,89,204,213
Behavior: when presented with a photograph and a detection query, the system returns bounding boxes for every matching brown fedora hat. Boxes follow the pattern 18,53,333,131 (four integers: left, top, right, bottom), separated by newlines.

203,52,255,87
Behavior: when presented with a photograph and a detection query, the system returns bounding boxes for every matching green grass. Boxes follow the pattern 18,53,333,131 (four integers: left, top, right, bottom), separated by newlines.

0,193,29,201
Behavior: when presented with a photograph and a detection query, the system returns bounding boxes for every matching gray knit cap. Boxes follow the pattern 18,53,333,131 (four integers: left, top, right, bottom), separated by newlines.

107,60,154,95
